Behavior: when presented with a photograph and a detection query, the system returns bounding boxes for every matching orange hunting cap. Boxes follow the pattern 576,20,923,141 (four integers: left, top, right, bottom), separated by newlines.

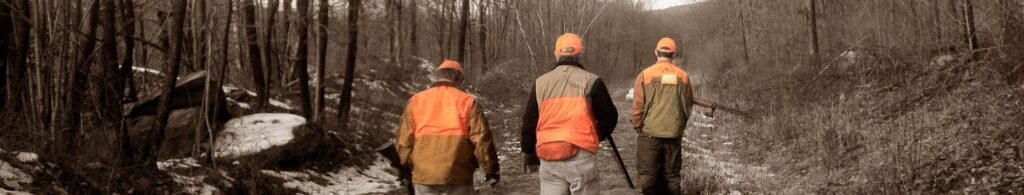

554,33,583,57
438,60,463,73
656,37,677,53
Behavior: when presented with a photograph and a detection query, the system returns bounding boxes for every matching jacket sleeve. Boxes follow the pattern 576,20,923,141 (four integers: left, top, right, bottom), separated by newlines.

590,78,619,141
682,75,694,117
396,101,415,167
467,101,500,176
520,84,539,156
630,72,646,132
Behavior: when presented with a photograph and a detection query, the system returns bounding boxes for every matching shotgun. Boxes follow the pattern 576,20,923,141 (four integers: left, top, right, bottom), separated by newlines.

694,99,756,119
606,136,635,189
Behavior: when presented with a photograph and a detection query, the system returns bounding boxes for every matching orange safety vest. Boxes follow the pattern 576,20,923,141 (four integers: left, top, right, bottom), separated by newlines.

409,86,474,138
533,65,601,160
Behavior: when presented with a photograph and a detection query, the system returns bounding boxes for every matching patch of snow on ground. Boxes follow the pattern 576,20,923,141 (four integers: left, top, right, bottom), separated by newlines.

14,153,36,163
215,113,306,158
263,156,400,194
269,99,296,110
1,160,31,190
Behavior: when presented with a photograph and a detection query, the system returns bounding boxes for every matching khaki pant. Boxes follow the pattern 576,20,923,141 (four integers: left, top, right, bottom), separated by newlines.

413,184,474,195
538,150,599,195
635,135,682,195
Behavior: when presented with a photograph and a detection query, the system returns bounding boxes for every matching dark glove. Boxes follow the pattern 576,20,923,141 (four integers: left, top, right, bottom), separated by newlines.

485,173,500,186
522,153,540,173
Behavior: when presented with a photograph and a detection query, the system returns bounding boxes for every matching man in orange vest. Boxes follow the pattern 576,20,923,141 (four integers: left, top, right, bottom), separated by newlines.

630,37,693,195
521,33,619,195
396,60,500,195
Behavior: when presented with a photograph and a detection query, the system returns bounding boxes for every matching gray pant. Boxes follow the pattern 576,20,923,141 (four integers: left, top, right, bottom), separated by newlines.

538,150,599,195
413,184,474,195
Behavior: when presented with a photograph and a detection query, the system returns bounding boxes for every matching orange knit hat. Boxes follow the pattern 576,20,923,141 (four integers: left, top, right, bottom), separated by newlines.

554,33,583,57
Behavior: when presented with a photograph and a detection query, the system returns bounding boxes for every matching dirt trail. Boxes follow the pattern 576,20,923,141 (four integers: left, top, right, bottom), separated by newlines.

477,90,777,195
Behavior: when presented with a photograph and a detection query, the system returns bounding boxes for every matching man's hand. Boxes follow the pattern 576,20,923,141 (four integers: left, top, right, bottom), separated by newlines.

522,153,540,173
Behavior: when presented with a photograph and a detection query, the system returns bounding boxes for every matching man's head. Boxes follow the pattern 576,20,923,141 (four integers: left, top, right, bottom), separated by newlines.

436,60,464,84
655,37,677,59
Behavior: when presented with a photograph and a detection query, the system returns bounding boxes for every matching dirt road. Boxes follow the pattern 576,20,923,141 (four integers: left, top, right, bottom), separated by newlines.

475,92,776,194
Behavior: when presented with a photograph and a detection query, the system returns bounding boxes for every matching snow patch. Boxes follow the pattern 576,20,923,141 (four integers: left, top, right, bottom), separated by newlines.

1,160,32,190
269,99,296,110
14,153,37,163
215,113,306,158
263,156,400,194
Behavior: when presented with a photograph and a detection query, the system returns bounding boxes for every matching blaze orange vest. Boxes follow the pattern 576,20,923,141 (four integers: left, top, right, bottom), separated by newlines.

409,86,474,138
533,65,601,160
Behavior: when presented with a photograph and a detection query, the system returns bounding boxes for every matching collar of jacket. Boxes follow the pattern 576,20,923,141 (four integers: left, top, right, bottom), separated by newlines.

554,61,585,70
431,81,459,88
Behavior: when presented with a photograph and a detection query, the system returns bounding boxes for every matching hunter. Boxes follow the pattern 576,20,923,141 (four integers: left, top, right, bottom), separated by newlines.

521,33,619,195
631,37,693,195
396,60,500,195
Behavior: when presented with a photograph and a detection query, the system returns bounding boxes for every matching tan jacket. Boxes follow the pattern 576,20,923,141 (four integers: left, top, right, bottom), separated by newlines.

631,60,694,138
396,83,499,185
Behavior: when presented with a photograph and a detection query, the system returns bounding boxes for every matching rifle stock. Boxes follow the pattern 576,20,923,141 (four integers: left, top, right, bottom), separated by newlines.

694,99,756,119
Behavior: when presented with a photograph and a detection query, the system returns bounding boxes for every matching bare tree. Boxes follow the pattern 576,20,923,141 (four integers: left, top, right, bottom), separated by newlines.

0,0,10,109
242,0,269,110
99,0,133,164
409,0,419,57
338,0,361,128
263,0,280,102
294,0,313,118
7,0,30,112
117,0,139,102
62,0,101,153
808,0,819,66
314,0,329,121
961,0,978,58
456,0,470,63
147,0,188,164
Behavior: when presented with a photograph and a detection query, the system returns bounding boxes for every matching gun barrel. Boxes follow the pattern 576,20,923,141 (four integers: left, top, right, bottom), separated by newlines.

694,99,756,119
606,136,635,189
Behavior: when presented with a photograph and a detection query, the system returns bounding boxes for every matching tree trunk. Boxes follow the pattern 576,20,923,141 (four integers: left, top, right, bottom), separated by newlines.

456,0,470,63
118,0,138,102
314,0,329,121
999,0,1023,83
147,0,188,164
388,0,397,63
737,0,750,63
478,0,488,66
962,0,979,57
294,0,313,119
263,0,279,103
63,0,100,153
211,0,235,167
409,0,418,57
338,0,361,129
242,0,268,110
7,0,30,112
100,0,133,164
808,0,819,66
0,0,11,109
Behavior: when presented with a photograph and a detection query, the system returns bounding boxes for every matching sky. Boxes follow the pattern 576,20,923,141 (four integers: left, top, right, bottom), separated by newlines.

648,0,700,10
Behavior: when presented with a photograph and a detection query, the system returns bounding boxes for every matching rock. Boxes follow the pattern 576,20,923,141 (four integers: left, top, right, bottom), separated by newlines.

127,107,221,160
214,113,322,168
125,70,231,120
